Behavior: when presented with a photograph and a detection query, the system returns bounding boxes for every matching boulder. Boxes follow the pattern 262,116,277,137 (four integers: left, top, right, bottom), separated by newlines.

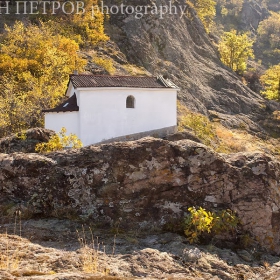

0,137,280,254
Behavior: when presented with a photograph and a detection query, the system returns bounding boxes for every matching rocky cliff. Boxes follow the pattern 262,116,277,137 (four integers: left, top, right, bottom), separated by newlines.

1,137,280,254
240,0,269,32
104,0,272,132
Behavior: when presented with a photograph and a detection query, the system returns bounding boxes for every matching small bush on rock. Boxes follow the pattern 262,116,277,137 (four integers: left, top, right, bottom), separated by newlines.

35,127,82,153
178,113,216,146
184,207,239,244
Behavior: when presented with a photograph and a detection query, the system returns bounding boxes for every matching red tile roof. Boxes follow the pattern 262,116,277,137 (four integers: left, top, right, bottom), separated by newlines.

43,94,79,113
70,74,178,89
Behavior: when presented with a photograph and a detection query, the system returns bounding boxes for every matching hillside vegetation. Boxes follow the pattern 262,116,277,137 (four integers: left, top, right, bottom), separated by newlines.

211,0,280,98
0,0,280,145
0,0,108,137
1,2,280,278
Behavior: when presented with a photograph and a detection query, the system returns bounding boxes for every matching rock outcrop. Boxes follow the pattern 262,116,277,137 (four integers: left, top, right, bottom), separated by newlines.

1,228,280,279
240,0,268,32
1,137,280,254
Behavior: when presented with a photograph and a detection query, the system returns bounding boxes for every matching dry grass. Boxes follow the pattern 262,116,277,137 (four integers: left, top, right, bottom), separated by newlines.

77,226,114,275
0,232,20,271
0,226,278,279
262,261,271,269
77,227,100,273
0,232,77,277
215,124,280,157
177,102,280,158
273,111,280,121
0,217,116,277
122,64,150,76
0,211,22,272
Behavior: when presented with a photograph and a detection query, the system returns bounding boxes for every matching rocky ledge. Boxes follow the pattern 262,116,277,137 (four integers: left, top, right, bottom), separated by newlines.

0,137,280,254
1,221,280,279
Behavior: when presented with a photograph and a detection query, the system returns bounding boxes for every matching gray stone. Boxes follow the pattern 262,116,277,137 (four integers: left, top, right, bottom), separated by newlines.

182,248,202,262
237,250,254,262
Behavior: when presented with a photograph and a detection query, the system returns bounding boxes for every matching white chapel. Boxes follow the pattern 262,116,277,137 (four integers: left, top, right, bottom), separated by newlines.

43,74,179,146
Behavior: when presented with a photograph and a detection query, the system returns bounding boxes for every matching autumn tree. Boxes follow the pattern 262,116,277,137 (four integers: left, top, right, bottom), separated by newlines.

71,0,109,46
0,21,86,137
43,0,109,46
218,30,254,74
216,0,244,19
257,12,280,64
187,0,216,32
260,63,280,101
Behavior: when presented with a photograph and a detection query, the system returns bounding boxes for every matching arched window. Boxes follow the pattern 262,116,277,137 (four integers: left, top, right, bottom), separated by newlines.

126,95,135,108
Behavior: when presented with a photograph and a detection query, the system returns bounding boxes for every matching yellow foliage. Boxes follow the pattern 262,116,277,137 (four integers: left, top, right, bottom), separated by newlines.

216,0,244,18
218,30,254,74
93,57,115,74
184,207,239,244
35,127,83,153
187,0,216,32
260,63,280,101
178,111,216,146
0,1,109,137
72,0,109,46
0,21,87,137
257,12,280,50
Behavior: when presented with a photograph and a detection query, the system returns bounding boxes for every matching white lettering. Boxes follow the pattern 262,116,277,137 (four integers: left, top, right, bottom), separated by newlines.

76,1,85,14
169,1,177,14
110,5,119,15
0,1,9,14
16,1,27,14
51,1,60,14
159,5,168,19
30,1,39,14
150,4,158,15
62,2,75,14
41,1,50,14
135,5,144,19
179,5,188,18
101,1,109,15
125,6,134,15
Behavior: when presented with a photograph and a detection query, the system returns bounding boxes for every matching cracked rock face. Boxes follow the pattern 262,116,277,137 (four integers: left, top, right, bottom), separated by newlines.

105,0,267,130
0,137,280,254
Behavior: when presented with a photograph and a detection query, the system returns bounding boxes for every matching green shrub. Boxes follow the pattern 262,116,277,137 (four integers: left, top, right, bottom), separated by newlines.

184,207,239,244
178,113,216,146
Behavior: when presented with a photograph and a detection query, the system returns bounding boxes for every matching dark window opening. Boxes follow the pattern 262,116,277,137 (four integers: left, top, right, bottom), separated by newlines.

126,95,135,108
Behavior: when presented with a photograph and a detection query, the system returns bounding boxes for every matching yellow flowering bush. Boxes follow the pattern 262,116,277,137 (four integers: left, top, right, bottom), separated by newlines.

35,127,82,153
184,207,239,244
